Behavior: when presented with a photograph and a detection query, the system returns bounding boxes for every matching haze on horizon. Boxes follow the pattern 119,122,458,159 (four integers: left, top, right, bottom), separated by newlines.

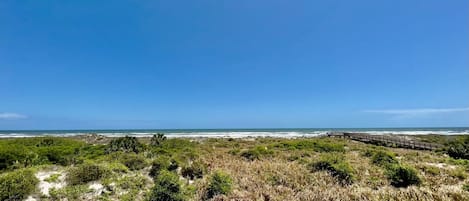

1,0,468,130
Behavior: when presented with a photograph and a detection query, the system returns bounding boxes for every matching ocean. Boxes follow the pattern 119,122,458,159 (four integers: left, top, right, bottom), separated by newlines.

0,127,468,138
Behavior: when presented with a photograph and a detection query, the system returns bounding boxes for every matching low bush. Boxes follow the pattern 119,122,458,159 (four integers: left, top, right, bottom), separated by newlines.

106,136,144,154
148,170,184,201
309,154,354,185
371,150,398,167
228,148,240,155
367,150,421,188
157,138,196,151
150,133,167,146
463,183,469,192
362,149,376,157
448,167,467,180
115,174,148,192
204,171,233,200
0,137,86,170
149,156,173,179
67,163,109,185
419,165,440,176
120,153,148,171
105,162,129,173
0,169,39,201
168,158,180,171
240,146,274,161
445,136,469,160
181,160,207,180
44,173,61,183
274,139,345,152
78,144,106,160
386,165,421,188
240,149,260,161
49,184,89,200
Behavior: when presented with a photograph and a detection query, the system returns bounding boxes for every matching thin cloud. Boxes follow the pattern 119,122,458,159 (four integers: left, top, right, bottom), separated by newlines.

0,113,28,120
364,107,469,115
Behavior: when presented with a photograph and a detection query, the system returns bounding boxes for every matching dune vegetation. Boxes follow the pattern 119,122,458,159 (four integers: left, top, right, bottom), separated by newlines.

0,135,468,200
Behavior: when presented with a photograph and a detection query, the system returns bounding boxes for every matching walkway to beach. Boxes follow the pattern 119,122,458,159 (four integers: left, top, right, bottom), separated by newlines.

327,132,442,151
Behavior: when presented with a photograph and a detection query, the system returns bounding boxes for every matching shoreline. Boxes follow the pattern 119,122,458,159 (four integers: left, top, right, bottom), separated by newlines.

0,133,466,147
1,129,468,139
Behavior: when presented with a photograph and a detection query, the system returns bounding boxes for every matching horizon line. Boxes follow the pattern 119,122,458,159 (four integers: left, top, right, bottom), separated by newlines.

1,126,468,131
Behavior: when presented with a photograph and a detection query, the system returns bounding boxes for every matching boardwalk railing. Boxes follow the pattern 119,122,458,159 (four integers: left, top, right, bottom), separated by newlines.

327,132,442,151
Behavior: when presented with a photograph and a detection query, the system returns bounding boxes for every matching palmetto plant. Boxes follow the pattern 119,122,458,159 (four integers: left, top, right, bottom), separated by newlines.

151,133,167,146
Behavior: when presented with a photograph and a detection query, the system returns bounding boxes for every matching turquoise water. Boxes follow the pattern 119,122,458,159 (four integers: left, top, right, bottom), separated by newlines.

0,127,468,138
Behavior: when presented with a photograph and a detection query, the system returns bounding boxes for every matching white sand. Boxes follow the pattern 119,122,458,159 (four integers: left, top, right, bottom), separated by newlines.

89,182,104,196
425,162,456,169
24,196,37,201
35,170,66,196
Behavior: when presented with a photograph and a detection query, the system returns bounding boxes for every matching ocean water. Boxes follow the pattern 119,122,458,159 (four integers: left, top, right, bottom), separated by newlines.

0,127,468,138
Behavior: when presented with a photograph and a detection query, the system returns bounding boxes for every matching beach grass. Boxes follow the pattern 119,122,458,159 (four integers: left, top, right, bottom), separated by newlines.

0,135,468,200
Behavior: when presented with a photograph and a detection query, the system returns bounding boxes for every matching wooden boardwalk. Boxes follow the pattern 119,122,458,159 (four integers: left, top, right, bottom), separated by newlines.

327,132,442,151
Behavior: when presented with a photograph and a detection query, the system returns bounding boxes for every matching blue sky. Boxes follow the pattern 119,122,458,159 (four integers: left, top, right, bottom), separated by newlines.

1,0,468,129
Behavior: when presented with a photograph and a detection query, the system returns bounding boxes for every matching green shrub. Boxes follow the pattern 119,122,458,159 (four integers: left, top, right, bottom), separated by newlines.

240,149,261,161
463,183,469,192
157,138,196,151
0,169,39,201
448,167,467,180
148,170,184,201
0,137,86,170
228,148,240,155
313,141,345,152
240,146,274,161
287,154,300,162
148,138,198,161
274,139,345,152
105,162,129,173
181,160,207,180
204,171,232,200
371,150,398,167
309,154,354,185
309,154,344,171
330,162,355,185
445,136,469,160
120,153,148,171
44,173,61,183
120,175,147,188
106,136,144,154
362,149,376,157
168,158,180,171
149,157,172,179
420,165,440,176
386,165,421,188
49,184,89,200
310,160,333,171
150,133,167,146
67,163,109,185
78,144,106,160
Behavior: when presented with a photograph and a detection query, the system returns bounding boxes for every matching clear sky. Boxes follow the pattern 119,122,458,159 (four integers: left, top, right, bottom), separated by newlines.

1,0,468,130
